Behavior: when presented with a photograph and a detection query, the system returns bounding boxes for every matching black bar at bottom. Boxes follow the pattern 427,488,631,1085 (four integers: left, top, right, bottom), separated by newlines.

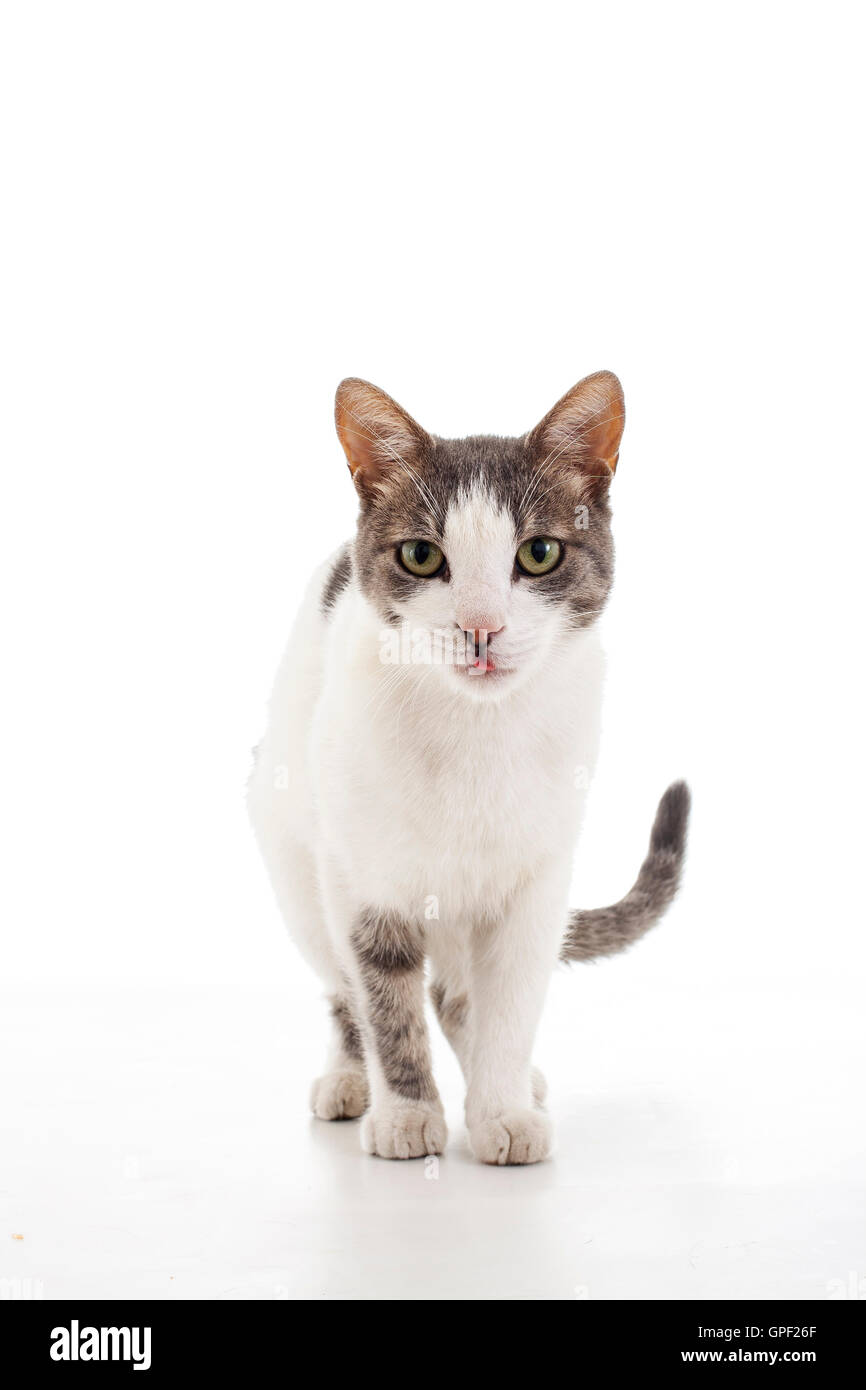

2,1299,863,1375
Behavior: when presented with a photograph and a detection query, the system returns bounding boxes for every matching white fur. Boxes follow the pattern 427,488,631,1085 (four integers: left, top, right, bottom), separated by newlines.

248,486,604,1164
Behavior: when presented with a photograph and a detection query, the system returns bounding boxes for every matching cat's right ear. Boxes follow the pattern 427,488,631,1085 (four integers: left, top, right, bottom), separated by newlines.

335,378,429,498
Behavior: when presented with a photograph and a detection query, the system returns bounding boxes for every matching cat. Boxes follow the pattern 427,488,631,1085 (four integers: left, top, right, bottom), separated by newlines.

247,371,690,1165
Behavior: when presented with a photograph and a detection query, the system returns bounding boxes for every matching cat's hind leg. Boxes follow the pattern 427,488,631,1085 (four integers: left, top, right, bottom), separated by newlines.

258,838,369,1120
258,830,369,1119
248,769,369,1119
310,991,370,1120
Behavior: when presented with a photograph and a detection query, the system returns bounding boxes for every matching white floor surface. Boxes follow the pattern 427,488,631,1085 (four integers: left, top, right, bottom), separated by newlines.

3,969,863,1301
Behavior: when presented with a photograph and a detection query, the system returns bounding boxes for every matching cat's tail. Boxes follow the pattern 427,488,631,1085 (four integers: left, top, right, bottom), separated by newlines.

561,781,691,963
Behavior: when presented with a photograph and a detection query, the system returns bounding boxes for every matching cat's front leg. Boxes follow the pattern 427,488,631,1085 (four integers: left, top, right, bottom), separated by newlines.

348,907,447,1160
465,864,567,1165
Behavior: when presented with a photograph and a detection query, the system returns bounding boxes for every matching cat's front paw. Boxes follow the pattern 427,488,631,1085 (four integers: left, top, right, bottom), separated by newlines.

310,1068,369,1120
361,1101,447,1159
469,1109,552,1165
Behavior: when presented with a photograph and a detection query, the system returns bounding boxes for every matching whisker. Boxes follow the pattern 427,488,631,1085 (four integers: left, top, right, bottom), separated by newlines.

361,659,411,719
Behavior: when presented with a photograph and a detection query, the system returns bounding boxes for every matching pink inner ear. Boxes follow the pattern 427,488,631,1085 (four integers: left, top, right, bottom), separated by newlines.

335,378,425,485
337,414,380,477
584,403,625,468
533,371,625,472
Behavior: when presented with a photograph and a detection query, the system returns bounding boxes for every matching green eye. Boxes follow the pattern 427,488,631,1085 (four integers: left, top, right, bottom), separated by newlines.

399,540,445,577
516,537,563,576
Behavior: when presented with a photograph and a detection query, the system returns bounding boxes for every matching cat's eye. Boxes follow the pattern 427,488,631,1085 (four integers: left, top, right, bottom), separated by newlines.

399,540,445,577
516,537,563,576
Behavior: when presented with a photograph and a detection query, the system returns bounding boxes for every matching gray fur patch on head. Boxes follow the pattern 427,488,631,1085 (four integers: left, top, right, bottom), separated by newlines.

352,431,615,629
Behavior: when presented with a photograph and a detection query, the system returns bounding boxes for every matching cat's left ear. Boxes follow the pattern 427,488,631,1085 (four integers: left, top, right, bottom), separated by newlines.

526,371,625,488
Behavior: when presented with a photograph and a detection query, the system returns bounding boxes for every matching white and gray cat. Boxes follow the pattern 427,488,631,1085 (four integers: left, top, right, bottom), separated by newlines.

248,371,689,1164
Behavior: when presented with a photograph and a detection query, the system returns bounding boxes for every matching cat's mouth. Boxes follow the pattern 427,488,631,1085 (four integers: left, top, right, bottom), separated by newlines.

453,659,514,681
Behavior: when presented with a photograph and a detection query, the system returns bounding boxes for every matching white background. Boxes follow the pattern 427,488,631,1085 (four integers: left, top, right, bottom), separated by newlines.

2,1,864,1300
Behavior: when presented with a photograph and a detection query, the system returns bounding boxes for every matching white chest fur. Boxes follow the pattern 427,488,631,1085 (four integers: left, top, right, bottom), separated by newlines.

309,591,605,924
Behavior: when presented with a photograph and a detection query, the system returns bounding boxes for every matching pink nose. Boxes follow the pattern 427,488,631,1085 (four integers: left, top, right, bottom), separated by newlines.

459,623,503,671
458,622,504,640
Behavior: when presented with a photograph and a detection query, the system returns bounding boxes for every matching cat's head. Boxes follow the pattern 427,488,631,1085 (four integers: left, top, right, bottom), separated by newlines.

335,372,624,700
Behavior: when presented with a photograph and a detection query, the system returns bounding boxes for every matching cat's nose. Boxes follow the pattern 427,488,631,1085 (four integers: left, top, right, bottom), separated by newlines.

459,624,504,668
458,622,504,645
